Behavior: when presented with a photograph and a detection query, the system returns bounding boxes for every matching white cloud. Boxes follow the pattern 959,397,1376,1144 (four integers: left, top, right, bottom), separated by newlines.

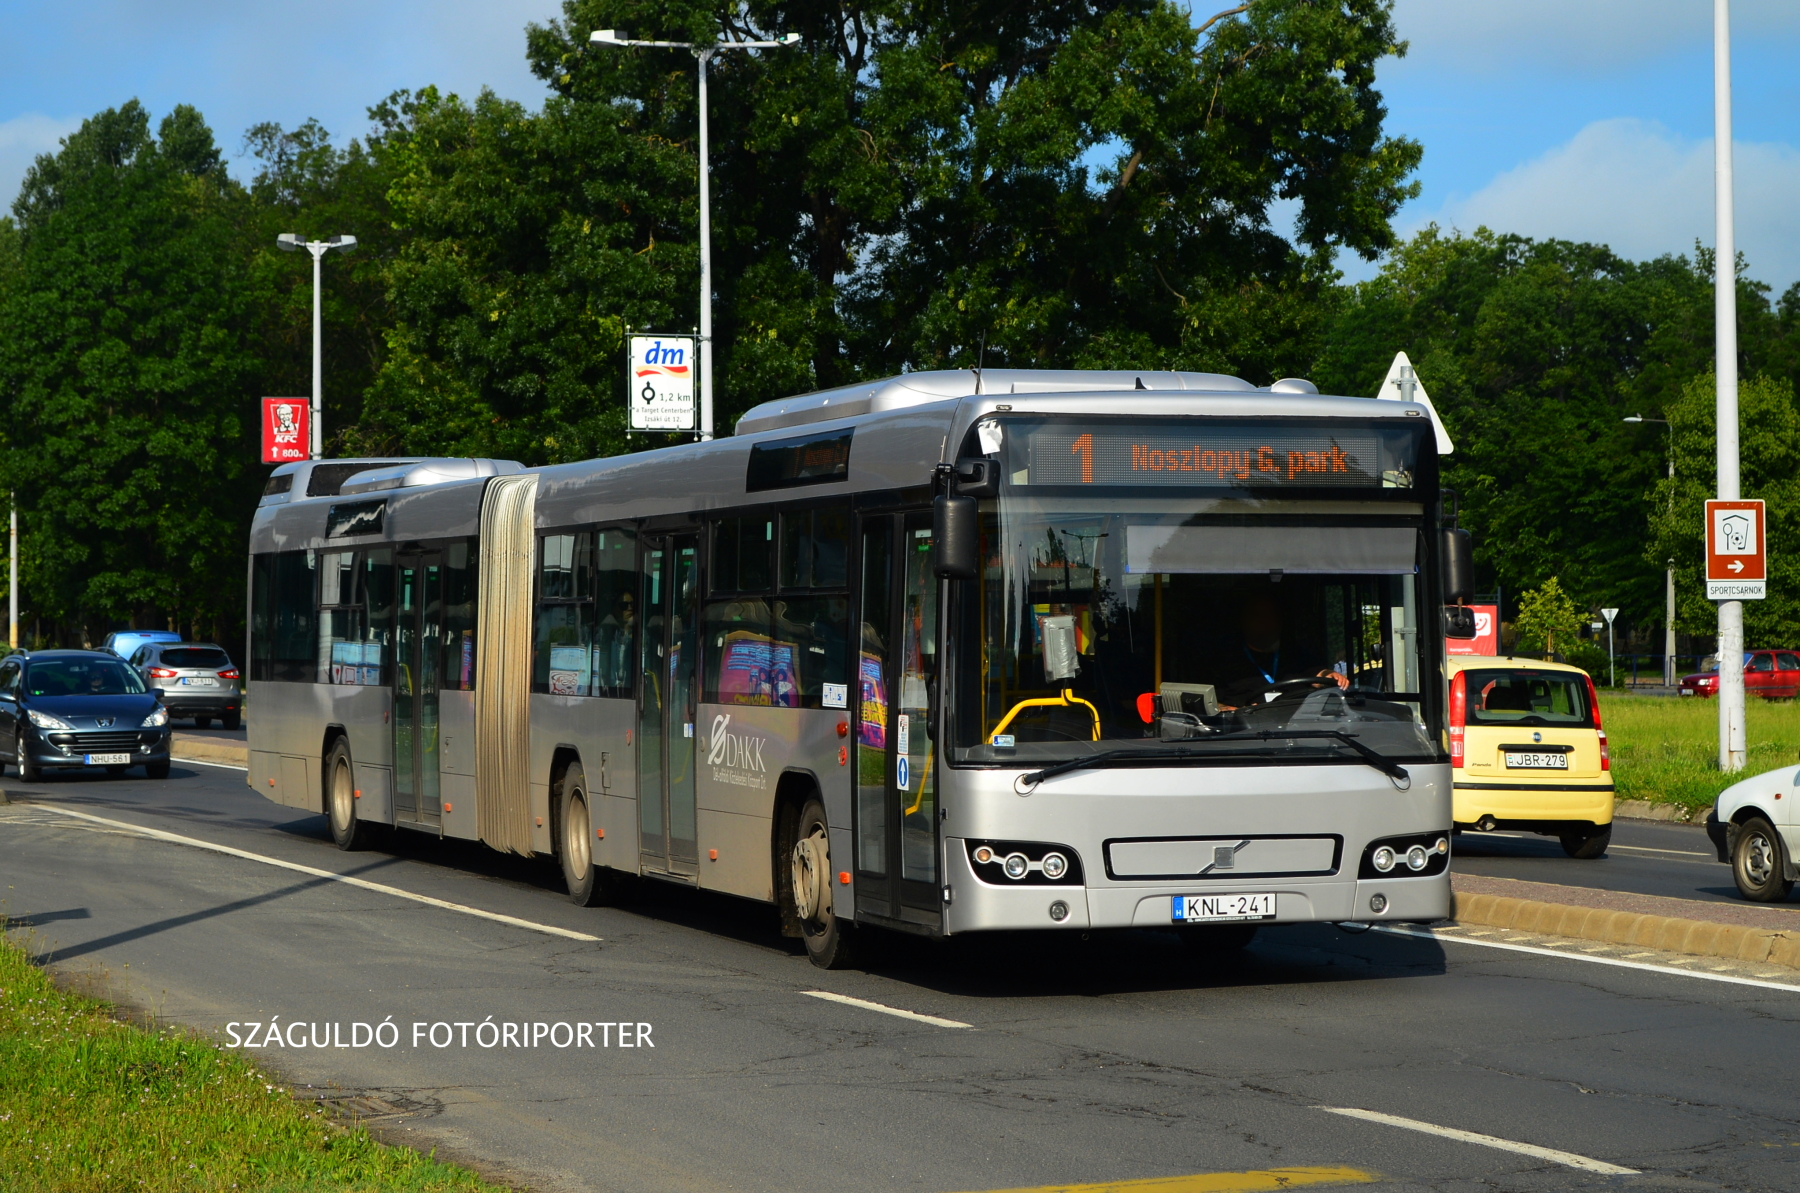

1417,118,1800,291
0,114,82,217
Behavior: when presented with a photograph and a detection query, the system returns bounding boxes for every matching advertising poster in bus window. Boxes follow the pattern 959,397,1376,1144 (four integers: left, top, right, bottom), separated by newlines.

858,652,887,748
1444,605,1498,657
716,631,800,708
548,646,589,696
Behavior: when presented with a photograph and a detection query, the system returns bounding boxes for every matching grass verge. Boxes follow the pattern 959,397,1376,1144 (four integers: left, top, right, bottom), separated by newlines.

1602,692,1800,811
0,934,509,1192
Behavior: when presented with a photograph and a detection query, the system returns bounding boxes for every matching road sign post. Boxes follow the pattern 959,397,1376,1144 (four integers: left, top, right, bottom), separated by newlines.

627,334,698,435
1601,607,1619,687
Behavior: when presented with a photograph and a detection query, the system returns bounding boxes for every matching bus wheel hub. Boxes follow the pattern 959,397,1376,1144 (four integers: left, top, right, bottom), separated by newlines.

792,831,830,922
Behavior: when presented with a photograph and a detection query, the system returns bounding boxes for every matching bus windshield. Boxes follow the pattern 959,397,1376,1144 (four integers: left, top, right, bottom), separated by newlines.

953,491,1440,767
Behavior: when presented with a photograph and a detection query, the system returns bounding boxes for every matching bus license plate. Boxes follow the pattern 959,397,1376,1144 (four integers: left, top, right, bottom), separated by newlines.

179,677,215,686
85,753,131,766
1504,752,1568,769
1172,893,1275,923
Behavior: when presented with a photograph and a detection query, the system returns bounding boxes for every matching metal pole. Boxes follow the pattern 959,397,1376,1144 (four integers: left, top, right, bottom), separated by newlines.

310,245,324,460
1715,0,1745,771
8,495,16,650
696,49,714,442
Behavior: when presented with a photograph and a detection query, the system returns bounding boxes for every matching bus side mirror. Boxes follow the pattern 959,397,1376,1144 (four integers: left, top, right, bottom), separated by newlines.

1440,527,1474,603
1443,606,1477,639
934,493,978,579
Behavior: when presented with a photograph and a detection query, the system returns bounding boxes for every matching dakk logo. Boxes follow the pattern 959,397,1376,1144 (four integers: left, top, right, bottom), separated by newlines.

707,714,767,772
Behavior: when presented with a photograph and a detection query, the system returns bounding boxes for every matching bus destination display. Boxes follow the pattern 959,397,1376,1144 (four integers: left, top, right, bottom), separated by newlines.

1020,423,1414,488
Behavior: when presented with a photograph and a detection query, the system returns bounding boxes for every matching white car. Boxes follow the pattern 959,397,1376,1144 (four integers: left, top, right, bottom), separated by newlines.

1708,764,1800,901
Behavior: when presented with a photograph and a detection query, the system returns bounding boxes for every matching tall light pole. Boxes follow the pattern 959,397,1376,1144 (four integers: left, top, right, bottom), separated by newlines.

277,233,358,459
1625,415,1677,685
1713,0,1745,772
590,26,802,441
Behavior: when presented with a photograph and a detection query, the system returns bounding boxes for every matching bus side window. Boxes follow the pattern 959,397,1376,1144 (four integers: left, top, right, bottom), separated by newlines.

535,532,598,696
592,529,636,698
317,549,363,684
362,549,395,686
713,516,773,594
781,507,850,590
442,538,479,691
258,550,315,683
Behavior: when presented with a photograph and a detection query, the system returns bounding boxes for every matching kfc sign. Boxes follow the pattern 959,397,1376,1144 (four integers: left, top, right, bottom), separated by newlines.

1445,604,1499,656
263,398,310,463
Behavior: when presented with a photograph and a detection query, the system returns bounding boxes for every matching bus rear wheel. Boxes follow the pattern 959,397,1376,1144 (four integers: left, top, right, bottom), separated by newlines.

557,762,620,907
326,739,373,851
791,797,855,969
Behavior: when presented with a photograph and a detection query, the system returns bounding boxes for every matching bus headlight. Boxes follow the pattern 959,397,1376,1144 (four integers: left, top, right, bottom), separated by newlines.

1359,831,1451,879
1372,846,1397,873
1405,845,1430,872
973,845,995,865
1040,851,1069,880
1003,852,1030,880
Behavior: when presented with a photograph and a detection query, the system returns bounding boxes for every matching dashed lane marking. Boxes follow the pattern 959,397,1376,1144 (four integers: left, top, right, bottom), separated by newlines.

22,804,601,943
1319,1107,1638,1175
1376,924,1799,993
945,1165,1378,1193
802,990,971,1029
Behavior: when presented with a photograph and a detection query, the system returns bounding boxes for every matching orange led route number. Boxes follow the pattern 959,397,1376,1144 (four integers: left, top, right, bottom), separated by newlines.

1066,432,1356,483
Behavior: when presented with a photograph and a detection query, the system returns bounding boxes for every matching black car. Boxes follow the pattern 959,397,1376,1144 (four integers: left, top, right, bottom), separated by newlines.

0,650,172,780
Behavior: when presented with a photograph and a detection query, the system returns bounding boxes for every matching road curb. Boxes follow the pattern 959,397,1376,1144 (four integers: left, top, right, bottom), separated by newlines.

170,737,248,767
1452,891,1800,970
1614,798,1705,823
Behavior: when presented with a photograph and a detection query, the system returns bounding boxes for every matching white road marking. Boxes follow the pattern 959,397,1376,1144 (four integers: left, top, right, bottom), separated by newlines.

1319,1107,1639,1175
1609,844,1712,858
24,805,600,943
1378,925,1800,993
170,757,249,772
802,990,971,1029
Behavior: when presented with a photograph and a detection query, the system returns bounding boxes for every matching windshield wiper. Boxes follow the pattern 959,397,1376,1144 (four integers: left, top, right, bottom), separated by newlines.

1018,730,1412,787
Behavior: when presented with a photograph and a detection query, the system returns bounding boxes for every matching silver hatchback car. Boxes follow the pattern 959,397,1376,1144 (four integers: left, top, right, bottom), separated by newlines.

130,642,241,729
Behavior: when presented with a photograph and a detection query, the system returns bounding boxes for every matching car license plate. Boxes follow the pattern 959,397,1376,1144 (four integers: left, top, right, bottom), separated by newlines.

1504,751,1568,769
179,677,216,686
1172,893,1275,922
85,753,131,766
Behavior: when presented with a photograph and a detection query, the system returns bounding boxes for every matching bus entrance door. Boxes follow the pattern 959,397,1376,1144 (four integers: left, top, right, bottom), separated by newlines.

393,552,443,829
854,511,941,930
637,533,700,873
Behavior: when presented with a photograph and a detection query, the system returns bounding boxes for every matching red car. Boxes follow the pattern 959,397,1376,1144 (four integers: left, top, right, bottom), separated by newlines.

1679,650,1800,698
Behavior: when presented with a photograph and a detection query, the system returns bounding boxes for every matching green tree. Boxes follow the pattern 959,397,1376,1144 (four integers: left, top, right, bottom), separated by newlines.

1651,370,1800,645
1513,576,1582,657
0,101,261,641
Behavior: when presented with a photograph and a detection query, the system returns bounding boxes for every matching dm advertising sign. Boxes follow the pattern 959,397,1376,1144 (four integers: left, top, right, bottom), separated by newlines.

262,397,309,463
628,335,697,431
1705,499,1766,601
1444,604,1499,657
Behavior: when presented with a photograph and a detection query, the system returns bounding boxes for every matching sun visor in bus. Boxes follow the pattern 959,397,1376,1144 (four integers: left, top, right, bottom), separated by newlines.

1125,526,1418,575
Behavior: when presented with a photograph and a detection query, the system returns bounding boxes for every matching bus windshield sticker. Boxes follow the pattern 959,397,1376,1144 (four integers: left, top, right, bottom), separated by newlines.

746,429,853,491
1017,423,1415,488
325,499,387,538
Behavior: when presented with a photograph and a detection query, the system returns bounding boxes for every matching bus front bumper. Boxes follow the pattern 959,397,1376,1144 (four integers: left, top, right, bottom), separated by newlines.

940,842,1449,933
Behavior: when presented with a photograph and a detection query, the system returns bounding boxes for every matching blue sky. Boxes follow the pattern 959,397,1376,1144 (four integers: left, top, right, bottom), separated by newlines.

4,1,1800,291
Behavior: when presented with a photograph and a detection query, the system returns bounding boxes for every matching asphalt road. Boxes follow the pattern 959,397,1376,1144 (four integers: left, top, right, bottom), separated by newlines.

4,761,1800,1192
1450,819,1783,907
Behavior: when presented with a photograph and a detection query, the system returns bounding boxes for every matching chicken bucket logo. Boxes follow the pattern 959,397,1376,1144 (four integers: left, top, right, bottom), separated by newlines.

707,714,769,790
262,397,310,463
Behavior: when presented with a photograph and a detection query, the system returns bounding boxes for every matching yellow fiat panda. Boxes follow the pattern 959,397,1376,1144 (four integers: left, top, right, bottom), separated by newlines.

1447,656,1615,858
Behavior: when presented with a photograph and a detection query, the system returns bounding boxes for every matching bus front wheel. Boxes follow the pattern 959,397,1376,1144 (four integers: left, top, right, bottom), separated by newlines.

791,797,855,969
326,739,373,851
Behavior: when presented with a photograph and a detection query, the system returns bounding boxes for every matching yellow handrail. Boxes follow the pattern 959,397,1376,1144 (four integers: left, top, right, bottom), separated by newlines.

989,689,1101,743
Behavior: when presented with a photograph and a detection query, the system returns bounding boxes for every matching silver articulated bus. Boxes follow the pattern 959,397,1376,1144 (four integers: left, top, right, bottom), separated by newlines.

247,369,1472,968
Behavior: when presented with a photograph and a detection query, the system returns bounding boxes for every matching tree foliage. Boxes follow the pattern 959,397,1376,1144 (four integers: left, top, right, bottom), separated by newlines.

1512,576,1582,657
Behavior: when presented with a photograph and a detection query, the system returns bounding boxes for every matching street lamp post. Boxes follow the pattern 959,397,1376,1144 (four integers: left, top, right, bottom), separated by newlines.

1625,414,1677,685
277,233,358,459
590,26,802,442
1713,0,1745,772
